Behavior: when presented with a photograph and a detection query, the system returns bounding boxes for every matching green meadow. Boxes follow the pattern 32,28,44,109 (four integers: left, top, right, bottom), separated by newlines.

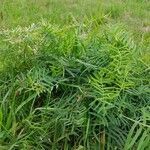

0,0,150,149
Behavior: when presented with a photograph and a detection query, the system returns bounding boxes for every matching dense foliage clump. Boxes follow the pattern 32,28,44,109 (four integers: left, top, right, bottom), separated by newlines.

0,21,150,149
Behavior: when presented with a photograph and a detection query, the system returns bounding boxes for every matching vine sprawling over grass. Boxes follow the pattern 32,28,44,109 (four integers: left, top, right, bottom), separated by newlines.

0,21,150,149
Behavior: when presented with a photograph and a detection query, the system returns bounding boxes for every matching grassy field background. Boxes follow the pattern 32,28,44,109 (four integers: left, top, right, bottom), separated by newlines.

0,1,149,26
0,0,150,149
0,0,150,44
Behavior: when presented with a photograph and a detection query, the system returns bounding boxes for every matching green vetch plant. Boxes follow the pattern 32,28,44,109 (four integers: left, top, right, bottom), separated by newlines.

0,20,149,149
